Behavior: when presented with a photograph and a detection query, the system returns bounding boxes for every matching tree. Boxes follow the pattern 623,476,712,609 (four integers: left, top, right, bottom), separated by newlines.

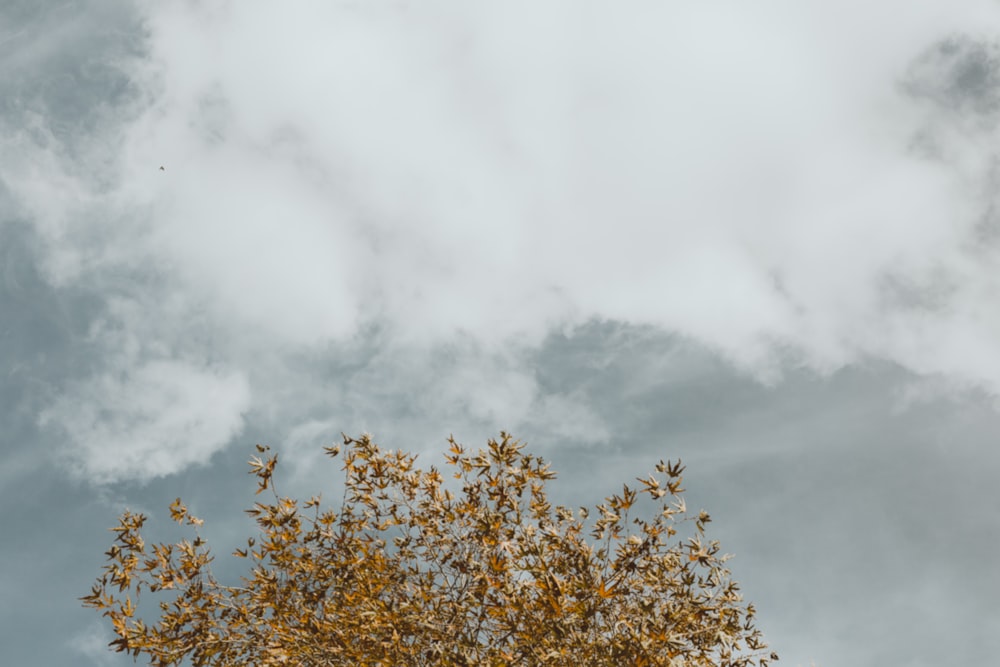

83,432,777,666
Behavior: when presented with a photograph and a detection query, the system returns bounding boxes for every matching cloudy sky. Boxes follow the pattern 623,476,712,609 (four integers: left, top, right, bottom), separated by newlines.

3,1,1000,665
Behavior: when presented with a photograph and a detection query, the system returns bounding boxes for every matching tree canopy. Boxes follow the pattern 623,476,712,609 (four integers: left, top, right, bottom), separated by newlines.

84,432,776,666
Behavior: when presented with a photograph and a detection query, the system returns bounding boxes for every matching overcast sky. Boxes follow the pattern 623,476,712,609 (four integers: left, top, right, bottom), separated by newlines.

3,1,1000,665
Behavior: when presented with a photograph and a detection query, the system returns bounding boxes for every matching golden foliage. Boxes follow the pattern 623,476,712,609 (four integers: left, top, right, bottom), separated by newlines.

83,433,777,666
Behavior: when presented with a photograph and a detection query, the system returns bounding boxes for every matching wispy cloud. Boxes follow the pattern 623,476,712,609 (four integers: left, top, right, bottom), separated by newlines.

40,356,250,483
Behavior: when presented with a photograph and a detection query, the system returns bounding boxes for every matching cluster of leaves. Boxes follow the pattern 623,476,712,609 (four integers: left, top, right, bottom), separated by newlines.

83,432,776,666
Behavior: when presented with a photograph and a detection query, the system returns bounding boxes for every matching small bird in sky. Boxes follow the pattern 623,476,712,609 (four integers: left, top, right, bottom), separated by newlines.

159,166,165,171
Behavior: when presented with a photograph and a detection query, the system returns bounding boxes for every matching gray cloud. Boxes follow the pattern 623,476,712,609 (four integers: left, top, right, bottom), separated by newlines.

903,35,1000,120
528,324,1000,666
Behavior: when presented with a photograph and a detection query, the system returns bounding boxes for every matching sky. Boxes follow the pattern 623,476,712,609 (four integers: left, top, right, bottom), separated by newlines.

2,1,1000,665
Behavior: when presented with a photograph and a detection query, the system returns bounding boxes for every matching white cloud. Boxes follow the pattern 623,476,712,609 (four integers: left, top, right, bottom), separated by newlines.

107,0,1000,370
40,358,250,483
9,1,1000,481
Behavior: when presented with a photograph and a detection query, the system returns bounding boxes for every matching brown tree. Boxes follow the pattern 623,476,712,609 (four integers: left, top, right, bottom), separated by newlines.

83,432,777,666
